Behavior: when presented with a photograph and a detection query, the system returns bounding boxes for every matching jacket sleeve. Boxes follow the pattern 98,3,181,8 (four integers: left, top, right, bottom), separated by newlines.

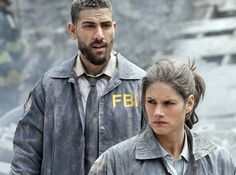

10,79,45,175
89,145,130,175
89,147,118,175
89,152,109,175
216,146,236,175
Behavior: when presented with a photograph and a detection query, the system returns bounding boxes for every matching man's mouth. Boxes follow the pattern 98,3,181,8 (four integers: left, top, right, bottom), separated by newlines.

92,43,107,53
92,43,106,48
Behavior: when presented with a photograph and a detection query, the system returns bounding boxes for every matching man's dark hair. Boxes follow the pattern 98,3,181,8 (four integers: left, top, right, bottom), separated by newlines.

71,0,112,24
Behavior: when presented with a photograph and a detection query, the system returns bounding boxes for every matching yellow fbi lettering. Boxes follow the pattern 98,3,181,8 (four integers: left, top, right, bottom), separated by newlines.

112,94,139,108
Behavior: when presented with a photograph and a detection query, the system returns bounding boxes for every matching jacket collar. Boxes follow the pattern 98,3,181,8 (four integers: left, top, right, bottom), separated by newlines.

185,126,217,160
74,53,117,78
48,51,145,80
114,51,145,80
50,55,77,79
135,125,217,161
135,126,163,160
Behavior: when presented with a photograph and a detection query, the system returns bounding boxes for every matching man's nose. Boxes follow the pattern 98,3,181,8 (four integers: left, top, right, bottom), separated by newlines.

94,26,105,41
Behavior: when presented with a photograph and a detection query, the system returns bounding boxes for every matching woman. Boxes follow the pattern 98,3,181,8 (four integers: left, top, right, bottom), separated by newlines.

89,59,236,175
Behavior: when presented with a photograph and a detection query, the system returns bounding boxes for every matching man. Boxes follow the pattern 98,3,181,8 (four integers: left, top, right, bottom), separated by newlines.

10,0,145,174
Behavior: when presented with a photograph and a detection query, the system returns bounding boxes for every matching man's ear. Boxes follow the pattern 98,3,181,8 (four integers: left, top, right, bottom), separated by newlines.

67,22,78,40
113,21,117,29
113,21,117,37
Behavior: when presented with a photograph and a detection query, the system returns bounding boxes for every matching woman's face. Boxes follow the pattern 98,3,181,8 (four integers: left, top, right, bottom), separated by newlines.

145,82,194,137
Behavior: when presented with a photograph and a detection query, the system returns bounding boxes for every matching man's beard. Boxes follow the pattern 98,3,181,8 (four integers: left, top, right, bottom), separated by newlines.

78,37,113,65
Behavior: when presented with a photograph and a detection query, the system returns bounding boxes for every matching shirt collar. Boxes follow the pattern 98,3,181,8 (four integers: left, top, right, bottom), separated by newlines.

181,132,190,161
157,132,190,162
74,52,117,78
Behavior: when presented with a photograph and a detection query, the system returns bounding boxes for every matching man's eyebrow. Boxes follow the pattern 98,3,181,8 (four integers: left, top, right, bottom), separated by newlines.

82,21,96,24
81,20,112,25
101,20,112,23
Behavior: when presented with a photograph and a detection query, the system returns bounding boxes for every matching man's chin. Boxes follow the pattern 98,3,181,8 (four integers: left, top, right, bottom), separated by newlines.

91,57,108,65
81,48,110,65
92,50,107,58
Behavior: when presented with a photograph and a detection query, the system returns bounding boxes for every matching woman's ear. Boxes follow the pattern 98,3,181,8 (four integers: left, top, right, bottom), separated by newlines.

67,22,78,40
186,95,195,113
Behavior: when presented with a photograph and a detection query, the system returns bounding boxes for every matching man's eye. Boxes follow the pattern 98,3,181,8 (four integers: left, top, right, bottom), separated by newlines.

83,24,95,28
164,101,175,106
102,23,112,28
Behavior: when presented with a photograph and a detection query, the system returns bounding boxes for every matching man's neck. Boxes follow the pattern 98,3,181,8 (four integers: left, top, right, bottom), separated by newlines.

80,56,108,76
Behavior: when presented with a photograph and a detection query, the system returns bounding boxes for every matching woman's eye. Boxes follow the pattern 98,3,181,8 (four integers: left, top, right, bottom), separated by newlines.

164,101,175,106
147,100,156,104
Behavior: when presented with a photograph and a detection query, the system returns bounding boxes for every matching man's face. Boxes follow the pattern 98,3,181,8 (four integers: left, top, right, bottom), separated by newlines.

72,8,116,65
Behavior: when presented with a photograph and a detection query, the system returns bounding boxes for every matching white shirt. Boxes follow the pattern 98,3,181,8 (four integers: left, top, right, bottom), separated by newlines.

158,133,189,175
73,52,117,120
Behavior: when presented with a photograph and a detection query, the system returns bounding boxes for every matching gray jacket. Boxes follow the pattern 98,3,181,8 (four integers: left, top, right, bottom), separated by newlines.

89,126,236,175
10,52,146,175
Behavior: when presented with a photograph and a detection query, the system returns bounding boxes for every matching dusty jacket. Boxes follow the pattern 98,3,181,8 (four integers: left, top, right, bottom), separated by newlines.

89,125,236,175
10,52,146,175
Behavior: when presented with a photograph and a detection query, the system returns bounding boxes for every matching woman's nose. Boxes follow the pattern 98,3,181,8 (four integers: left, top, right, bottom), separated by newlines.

154,105,165,117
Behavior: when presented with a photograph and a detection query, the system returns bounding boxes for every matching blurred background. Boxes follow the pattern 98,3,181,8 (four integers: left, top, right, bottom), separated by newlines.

0,0,236,173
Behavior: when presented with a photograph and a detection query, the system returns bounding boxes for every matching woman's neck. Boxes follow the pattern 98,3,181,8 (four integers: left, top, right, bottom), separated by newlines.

156,129,185,162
